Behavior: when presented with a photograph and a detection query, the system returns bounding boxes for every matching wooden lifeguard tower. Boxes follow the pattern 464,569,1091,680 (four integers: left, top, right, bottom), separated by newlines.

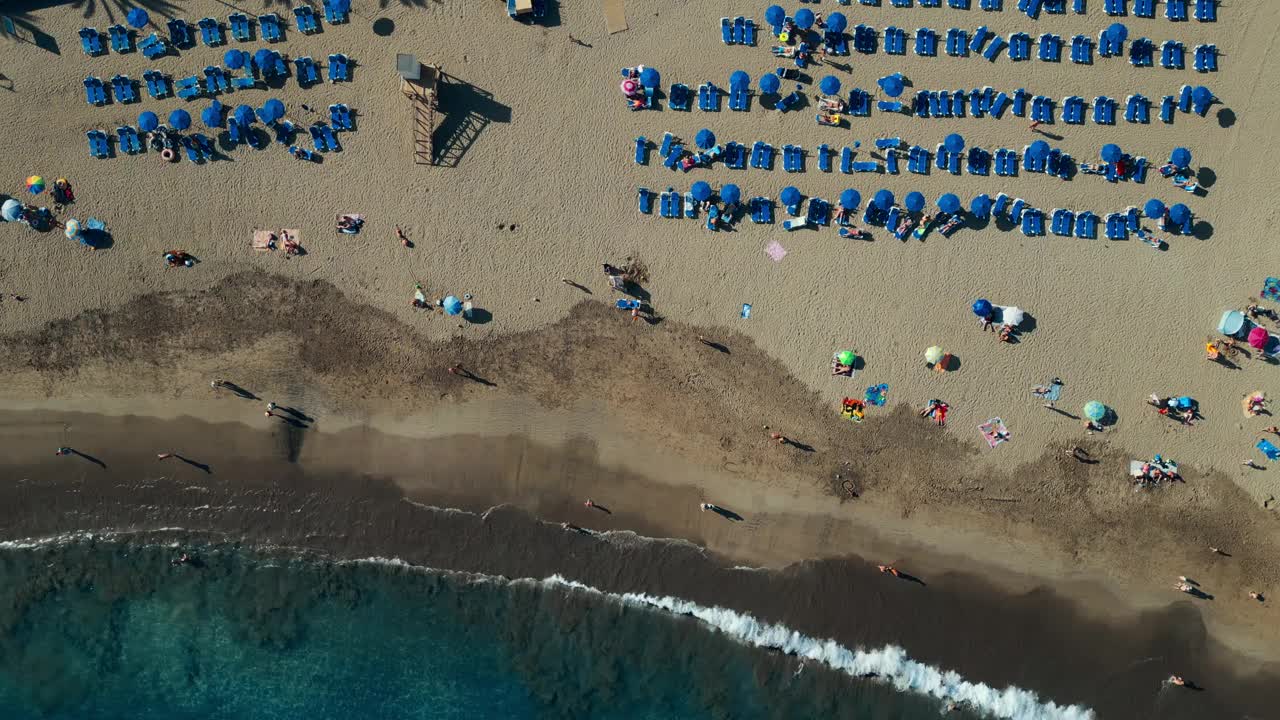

397,54,439,165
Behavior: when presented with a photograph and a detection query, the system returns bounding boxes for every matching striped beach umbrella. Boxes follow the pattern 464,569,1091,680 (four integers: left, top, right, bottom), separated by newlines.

25,176,45,194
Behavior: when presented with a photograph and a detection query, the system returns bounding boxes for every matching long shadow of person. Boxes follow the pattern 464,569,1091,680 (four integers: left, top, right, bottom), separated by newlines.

67,449,107,468
703,504,744,522
174,454,212,474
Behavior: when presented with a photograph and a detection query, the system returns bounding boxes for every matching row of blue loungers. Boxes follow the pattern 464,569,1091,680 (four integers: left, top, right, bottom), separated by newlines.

821,0,1216,22
82,54,350,105
792,23,1218,71
85,106,354,162
79,4,348,57
720,16,758,46
900,84,1214,122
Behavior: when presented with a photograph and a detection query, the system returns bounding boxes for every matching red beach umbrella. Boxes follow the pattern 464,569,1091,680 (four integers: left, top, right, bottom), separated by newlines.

1248,326,1269,350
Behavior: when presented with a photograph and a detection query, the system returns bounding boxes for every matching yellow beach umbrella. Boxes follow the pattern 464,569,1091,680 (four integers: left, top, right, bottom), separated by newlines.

925,346,945,364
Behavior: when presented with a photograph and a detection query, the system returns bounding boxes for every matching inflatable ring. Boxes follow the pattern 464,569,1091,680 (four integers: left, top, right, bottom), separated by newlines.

161,148,176,162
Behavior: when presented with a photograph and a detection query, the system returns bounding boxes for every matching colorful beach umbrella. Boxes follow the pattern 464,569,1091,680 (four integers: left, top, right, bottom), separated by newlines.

729,70,750,89
1170,147,1191,167
720,184,741,206
972,299,992,317
1144,199,1166,219
126,7,149,28
818,75,841,96
839,189,861,210
639,67,659,88
443,296,463,316
1083,401,1106,422
925,346,944,365
138,110,159,132
620,79,638,96
168,109,191,130
64,218,81,241
690,181,712,202
873,189,894,210
1168,203,1191,225
1249,326,1270,350
1100,143,1122,162
764,5,786,29
233,104,256,127
937,193,961,214
224,49,246,69
2,199,22,222
200,104,223,128
794,8,815,29
878,74,905,98
760,73,780,94
1027,140,1050,160
944,133,965,153
780,186,802,207
826,12,848,33
904,191,925,213
25,176,45,194
970,194,992,218
1106,22,1128,42
695,128,716,149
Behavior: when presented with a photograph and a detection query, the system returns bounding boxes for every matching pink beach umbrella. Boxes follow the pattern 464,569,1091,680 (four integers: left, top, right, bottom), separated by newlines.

1248,326,1269,350
620,79,639,97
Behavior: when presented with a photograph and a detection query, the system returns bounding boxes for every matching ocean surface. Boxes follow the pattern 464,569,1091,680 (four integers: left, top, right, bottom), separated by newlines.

0,536,1093,720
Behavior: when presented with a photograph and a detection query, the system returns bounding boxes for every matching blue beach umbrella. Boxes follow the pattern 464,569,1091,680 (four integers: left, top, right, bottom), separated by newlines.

695,128,716,149
443,296,463,316
127,7,149,28
1192,86,1213,115
904,191,925,213
780,186,802,207
639,67,660,88
137,111,159,132
795,8,815,29
720,184,741,206
826,12,848,33
1106,22,1128,42
760,73,780,94
970,194,992,218
944,133,965,153
201,103,223,128
937,193,961,214
1100,143,1122,162
1169,203,1191,225
839,189,861,210
1144,199,1166,219
729,70,750,89
819,75,841,96
168,109,191,130
873,189,894,210
765,5,786,29
254,48,274,69
1170,147,1191,167
691,181,712,202
1028,140,1050,160
224,49,246,69
972,299,992,317
1083,401,1107,422
878,74,905,98
233,104,256,127
261,98,285,123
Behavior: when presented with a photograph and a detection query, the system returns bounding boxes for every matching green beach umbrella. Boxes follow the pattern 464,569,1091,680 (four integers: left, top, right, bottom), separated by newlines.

837,350,855,366
1083,401,1106,422
924,346,944,364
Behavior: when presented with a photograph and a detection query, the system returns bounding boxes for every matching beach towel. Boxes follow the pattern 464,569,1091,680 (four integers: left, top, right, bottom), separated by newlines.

979,418,1009,448
1258,439,1280,461
602,0,628,34
765,241,787,262
841,397,865,423
252,230,277,251
1032,379,1063,402
1262,277,1280,302
864,383,888,406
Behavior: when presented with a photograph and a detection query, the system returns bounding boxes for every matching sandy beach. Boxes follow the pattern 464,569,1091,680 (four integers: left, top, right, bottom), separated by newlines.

3,0,1280,714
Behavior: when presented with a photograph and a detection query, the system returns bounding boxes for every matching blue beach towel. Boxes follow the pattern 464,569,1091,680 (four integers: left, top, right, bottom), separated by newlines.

1258,439,1280,461
1262,277,1280,302
864,384,889,406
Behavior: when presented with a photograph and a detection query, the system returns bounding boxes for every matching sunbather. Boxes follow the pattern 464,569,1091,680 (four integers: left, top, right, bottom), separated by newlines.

938,215,963,234
336,215,363,234
819,97,846,113
162,250,193,267
831,356,853,376
1173,171,1198,192
894,215,914,238
52,178,75,206
998,324,1014,342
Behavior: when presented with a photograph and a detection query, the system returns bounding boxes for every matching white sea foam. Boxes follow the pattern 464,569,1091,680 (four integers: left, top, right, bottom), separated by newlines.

539,575,1096,720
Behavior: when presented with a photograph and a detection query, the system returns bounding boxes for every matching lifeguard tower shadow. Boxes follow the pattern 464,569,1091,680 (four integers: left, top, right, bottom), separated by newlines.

432,71,511,168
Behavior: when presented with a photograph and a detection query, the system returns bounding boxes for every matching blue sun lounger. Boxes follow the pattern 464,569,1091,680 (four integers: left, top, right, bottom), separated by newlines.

1008,32,1032,61
1008,199,1027,224
228,13,252,42
665,144,685,170
807,198,831,226
197,18,224,46
315,122,341,152
83,76,107,105
750,197,774,224
1062,95,1084,124
991,193,1011,218
1104,0,1125,14
720,17,732,44
1051,209,1073,236
323,0,351,24
294,6,321,34
143,70,168,99
1021,208,1044,236
983,35,1007,61
729,86,749,111
1133,0,1155,16
115,126,142,154
1125,94,1150,123
966,148,990,175
204,66,230,93
1105,213,1128,240
259,14,284,42
328,53,351,82
86,130,110,159
1124,206,1142,232
841,146,855,174
294,57,320,86
748,141,765,169
1129,38,1154,67
886,149,900,174
684,191,697,219
744,19,757,46
80,28,105,56
1161,40,1184,69
111,75,137,103
638,187,654,214
936,146,949,172
658,132,674,157
698,83,720,112
1074,211,1098,238
915,28,938,57
175,75,202,100
1039,33,1062,62
1167,0,1188,20
815,144,831,172
668,83,690,111
632,136,649,165
908,145,928,174
1070,34,1092,64
852,161,880,173
167,18,193,48
659,189,677,218
733,17,746,45
1194,44,1218,72
969,26,991,54
946,28,968,57
884,27,907,55
330,103,354,130
854,24,879,54
139,33,168,59
107,24,132,53
1196,0,1217,22
1093,96,1116,124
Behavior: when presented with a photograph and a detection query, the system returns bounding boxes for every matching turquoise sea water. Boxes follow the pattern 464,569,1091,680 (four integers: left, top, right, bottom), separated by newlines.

0,538,952,720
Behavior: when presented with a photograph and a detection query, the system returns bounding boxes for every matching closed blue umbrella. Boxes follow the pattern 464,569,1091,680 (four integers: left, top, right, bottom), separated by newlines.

695,128,716,149
765,5,786,29
1169,203,1191,224
760,73,780,94
904,191,925,213
200,104,223,128
639,67,660,88
1100,143,1122,162
944,133,964,153
138,111,159,132
795,8,815,29
127,7,149,28
1144,199,1166,219
873,189,894,210
720,184,741,206
1028,140,1050,160
233,104,256,127
1106,22,1128,42
878,74,905,98
937,193,961,214
1170,147,1191,167
826,12,848,33
168,109,191,130
729,70,750,89
972,299,992,318
780,186,802,207
691,181,712,202
224,49,246,69
839,189,861,209
819,75,841,95
261,98,285,122
970,194,992,218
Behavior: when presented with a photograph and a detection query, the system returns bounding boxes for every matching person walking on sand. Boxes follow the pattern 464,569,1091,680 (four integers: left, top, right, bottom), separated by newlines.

1067,446,1089,462
55,447,72,456
211,379,226,390
157,453,174,460
1249,591,1264,601
1028,120,1041,133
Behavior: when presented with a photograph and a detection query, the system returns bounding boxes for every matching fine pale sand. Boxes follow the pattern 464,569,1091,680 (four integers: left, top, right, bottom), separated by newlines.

2,0,1279,689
